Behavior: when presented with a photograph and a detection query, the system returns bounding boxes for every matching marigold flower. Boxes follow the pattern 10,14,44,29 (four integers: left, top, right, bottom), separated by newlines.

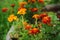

39,13,48,19
9,14,15,18
28,28,40,34
2,8,8,12
19,2,27,8
8,17,13,22
32,14,40,19
8,14,18,22
17,8,27,15
38,0,44,3
42,16,51,24
32,28,40,34
28,0,36,3
25,24,32,30
11,4,15,7
30,8,38,12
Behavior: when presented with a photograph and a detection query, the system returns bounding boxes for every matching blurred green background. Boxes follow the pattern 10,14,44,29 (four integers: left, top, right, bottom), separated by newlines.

0,0,60,40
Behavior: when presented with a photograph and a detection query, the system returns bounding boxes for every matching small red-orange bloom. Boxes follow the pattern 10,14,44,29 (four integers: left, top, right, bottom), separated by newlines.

38,0,44,3
2,8,8,12
28,0,36,3
28,28,40,34
25,24,32,30
11,4,15,7
42,16,51,24
32,28,40,34
39,13,48,19
30,8,38,12
32,14,40,19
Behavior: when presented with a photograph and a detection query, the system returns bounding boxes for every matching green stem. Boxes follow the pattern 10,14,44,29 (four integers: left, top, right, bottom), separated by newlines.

35,18,38,27
21,15,24,27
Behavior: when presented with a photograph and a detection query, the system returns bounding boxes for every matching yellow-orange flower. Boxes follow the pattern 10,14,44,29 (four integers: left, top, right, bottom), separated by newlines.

19,2,27,8
32,14,40,19
8,14,18,22
17,8,27,15
8,17,13,22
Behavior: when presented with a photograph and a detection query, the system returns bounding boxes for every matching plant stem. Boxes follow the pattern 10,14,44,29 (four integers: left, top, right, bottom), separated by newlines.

35,18,38,27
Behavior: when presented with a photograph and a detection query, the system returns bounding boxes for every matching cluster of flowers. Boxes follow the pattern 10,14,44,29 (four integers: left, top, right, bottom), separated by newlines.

23,22,40,35
7,0,52,35
5,0,51,34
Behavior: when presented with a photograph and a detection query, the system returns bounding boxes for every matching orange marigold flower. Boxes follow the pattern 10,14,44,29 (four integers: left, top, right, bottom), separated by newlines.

17,8,27,15
42,16,51,24
2,8,8,12
19,2,27,8
30,8,38,12
38,0,44,3
25,24,32,30
32,14,40,19
28,0,36,3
